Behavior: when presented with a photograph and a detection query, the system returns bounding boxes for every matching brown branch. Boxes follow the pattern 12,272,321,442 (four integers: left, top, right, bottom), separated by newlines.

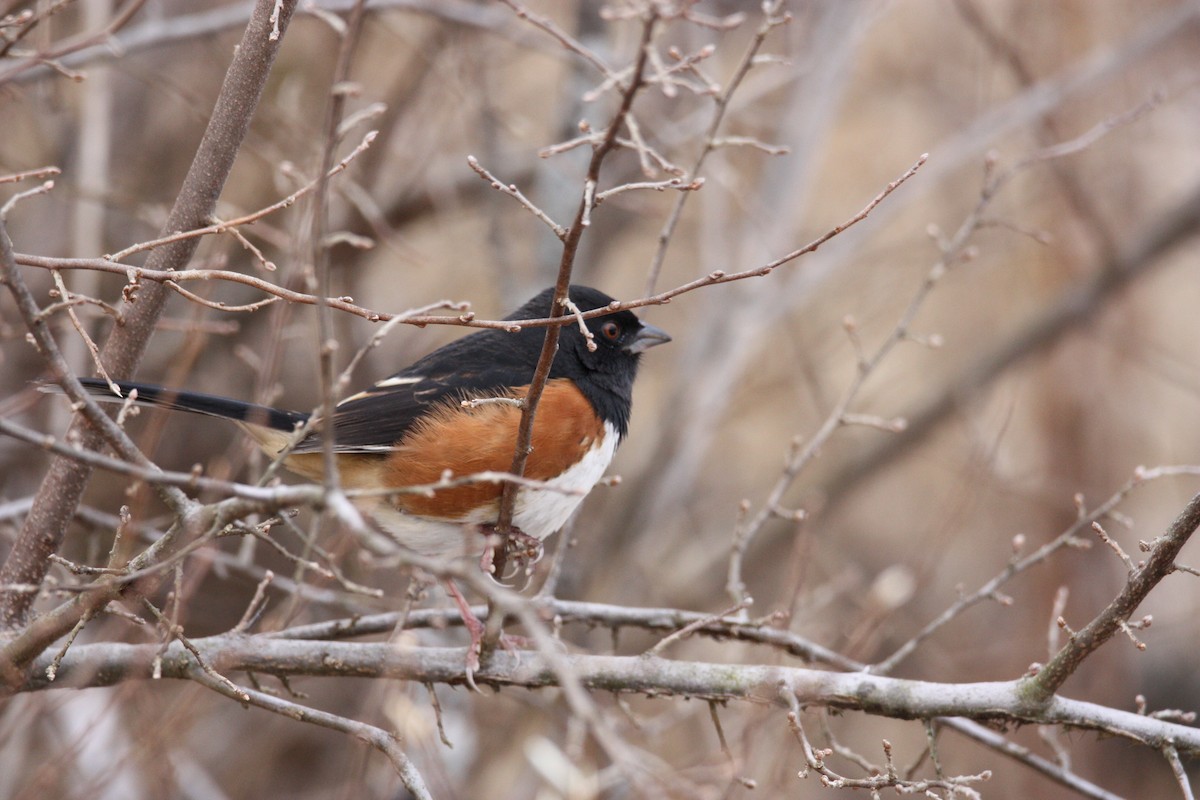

268,598,861,670
0,166,61,185
0,0,149,84
105,130,376,262
310,0,369,498
0,0,299,631
13,145,920,335
0,487,323,680
0,219,196,629
189,667,432,798
494,10,658,534
1022,490,1200,703
0,413,316,503
644,0,790,293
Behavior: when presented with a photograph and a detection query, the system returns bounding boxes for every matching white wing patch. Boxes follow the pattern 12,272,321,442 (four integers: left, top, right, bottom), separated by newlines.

339,375,424,404
374,375,424,388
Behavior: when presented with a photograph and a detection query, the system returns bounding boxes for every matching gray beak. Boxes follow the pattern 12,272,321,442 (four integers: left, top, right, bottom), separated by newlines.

626,322,671,354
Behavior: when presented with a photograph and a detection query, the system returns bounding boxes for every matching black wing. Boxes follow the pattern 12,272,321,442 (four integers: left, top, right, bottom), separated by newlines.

291,329,541,454
291,285,622,454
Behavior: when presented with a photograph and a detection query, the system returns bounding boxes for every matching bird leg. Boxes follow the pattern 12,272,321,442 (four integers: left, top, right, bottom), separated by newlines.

444,579,532,689
444,579,486,686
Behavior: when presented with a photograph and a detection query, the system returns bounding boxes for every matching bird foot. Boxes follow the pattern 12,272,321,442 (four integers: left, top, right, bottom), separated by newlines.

444,579,530,690
479,525,543,584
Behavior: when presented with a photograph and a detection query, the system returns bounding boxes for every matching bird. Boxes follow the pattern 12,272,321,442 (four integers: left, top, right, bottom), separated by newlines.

67,285,669,667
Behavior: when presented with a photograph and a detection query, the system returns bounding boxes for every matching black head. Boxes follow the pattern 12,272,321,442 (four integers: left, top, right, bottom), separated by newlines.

507,285,669,360
323,286,669,451
507,285,670,436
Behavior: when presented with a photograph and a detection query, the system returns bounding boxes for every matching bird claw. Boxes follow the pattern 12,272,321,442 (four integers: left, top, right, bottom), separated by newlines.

479,525,543,583
445,577,532,691
462,612,532,690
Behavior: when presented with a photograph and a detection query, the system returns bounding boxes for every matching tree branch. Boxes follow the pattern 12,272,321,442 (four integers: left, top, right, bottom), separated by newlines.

21,638,1200,757
1023,490,1200,702
0,0,299,630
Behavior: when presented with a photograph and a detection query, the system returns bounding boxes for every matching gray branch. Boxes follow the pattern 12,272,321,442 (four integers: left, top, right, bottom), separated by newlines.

20,637,1200,758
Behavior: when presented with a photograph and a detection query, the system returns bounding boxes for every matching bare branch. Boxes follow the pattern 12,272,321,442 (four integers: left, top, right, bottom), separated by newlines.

25,637,1200,757
1025,490,1200,702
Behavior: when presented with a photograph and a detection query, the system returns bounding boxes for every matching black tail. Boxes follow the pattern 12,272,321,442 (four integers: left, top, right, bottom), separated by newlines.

75,378,309,432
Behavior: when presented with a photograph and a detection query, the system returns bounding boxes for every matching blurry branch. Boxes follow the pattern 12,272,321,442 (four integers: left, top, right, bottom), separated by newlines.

786,707,991,797
0,413,315,503
921,3,1198,201
106,130,377,262
464,7,662,715
4,1,519,85
870,465,1200,676
0,215,195,637
613,2,1196,556
1,493,276,679
11,150,925,337
645,0,790,293
493,9,656,540
190,667,432,800
941,718,1123,800
1023,490,1200,703
820,177,1200,518
1164,744,1195,800
308,0,370,539
497,0,614,79
953,0,1165,258
723,151,934,606
22,637,1200,757
0,166,60,185
0,0,298,630
13,254,475,325
0,0,147,85
0,176,56,217
272,598,861,670
602,151,926,312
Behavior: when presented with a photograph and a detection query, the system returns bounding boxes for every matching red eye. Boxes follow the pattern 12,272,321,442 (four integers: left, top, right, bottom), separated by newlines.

601,321,620,340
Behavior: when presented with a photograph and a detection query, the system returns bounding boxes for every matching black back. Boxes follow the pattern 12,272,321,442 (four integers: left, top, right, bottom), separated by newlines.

294,285,651,453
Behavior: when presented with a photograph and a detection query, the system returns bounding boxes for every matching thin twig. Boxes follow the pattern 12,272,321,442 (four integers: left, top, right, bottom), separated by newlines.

189,668,432,798
1025,490,1200,702
106,130,377,262
870,467,1183,676
466,156,567,240
1164,744,1195,800
642,599,752,658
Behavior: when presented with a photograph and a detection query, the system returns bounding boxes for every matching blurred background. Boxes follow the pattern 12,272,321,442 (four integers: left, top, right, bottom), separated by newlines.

3,1,1200,797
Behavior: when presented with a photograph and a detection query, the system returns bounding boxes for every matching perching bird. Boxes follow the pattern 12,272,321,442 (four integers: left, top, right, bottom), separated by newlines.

68,285,670,667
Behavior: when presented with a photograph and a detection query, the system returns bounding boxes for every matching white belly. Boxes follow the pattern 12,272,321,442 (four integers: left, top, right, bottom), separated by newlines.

368,422,619,562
